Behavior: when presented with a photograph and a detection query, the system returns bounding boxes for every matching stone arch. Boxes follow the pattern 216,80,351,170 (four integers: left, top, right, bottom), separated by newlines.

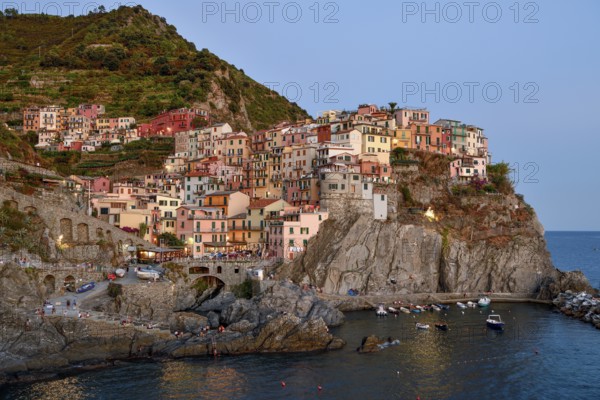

60,218,73,242
216,266,223,274
125,239,133,246
105,230,113,243
43,275,56,295
77,223,89,243
24,206,37,214
193,276,225,288
96,228,104,239
64,275,76,291
189,266,210,274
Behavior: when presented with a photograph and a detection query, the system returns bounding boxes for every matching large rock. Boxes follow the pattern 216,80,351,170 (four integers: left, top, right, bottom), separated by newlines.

169,312,208,334
197,292,236,313
222,281,344,327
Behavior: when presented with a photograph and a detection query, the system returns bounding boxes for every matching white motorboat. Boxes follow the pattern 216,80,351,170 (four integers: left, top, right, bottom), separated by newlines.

467,301,477,308
456,302,467,309
416,323,430,330
486,314,505,330
478,296,491,307
388,307,400,315
376,304,388,317
400,307,411,314
137,268,160,280
432,304,441,312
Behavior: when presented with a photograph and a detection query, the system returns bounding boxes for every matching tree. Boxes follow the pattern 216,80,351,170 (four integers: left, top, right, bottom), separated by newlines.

388,102,398,114
157,232,184,247
98,5,106,13
191,116,208,129
5,8,18,17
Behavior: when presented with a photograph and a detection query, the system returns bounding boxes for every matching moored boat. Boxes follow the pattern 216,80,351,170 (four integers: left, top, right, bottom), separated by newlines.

486,314,505,330
435,322,448,331
435,304,450,310
400,307,410,314
416,323,430,330
456,302,467,309
115,268,126,278
478,296,491,307
376,304,388,317
388,307,400,315
432,304,441,312
467,301,477,308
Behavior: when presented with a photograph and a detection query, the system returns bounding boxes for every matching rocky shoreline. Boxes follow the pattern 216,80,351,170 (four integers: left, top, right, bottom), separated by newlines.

0,263,345,386
553,290,600,329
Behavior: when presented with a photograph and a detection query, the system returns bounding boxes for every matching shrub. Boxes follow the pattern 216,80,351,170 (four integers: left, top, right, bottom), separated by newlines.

231,279,253,299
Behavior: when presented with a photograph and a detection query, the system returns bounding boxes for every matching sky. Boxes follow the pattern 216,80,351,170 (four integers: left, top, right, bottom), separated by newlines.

9,0,600,231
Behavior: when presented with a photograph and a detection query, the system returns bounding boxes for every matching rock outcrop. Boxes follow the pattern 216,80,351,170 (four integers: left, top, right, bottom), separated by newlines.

553,290,600,329
281,153,589,300
286,212,556,297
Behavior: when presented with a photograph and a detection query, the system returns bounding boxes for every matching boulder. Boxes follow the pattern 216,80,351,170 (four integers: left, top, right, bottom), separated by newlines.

207,311,220,329
227,320,258,334
169,312,208,334
197,292,236,313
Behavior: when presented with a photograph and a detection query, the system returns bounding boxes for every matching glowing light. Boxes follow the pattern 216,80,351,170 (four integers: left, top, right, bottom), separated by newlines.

424,207,438,222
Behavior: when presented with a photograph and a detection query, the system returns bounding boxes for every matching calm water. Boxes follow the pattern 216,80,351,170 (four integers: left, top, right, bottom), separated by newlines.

545,231,600,288
2,232,600,400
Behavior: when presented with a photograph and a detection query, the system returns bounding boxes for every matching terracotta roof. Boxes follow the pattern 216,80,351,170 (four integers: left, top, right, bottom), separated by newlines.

248,199,280,209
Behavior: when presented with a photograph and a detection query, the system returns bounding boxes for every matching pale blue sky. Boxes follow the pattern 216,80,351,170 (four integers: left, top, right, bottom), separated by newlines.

12,0,600,230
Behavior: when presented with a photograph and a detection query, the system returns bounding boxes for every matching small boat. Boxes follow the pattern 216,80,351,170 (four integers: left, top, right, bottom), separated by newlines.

432,304,441,312
388,307,400,315
467,301,477,308
115,268,126,278
486,314,505,330
456,302,467,309
410,307,421,314
478,296,491,307
137,268,161,280
376,304,388,317
400,307,410,314
76,282,95,293
435,304,450,310
435,323,448,331
416,323,430,330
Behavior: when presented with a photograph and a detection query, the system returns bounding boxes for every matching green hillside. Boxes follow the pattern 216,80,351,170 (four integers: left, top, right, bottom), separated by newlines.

0,6,309,130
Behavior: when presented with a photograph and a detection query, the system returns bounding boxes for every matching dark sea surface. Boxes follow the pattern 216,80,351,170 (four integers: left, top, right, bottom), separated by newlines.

2,232,599,400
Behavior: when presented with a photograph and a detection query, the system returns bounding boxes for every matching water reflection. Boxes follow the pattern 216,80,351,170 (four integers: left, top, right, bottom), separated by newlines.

159,361,248,399
18,377,89,400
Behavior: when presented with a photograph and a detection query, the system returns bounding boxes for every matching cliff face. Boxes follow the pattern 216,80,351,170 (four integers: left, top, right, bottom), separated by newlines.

283,153,583,299
290,212,554,296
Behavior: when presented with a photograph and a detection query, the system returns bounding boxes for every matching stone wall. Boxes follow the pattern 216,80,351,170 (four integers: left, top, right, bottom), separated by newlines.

0,187,149,264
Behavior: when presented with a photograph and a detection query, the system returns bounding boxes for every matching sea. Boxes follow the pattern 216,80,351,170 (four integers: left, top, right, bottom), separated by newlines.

1,231,599,400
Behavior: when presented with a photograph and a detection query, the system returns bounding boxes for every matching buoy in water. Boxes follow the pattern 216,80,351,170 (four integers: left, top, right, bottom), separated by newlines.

318,385,322,391
281,381,286,387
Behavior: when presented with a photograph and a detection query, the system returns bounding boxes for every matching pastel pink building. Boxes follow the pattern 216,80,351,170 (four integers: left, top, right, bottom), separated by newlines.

139,108,209,137
268,205,329,260
358,104,378,115
77,104,105,119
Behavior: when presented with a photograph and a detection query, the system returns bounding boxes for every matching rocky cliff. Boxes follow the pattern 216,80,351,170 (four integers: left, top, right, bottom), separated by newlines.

282,152,590,299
